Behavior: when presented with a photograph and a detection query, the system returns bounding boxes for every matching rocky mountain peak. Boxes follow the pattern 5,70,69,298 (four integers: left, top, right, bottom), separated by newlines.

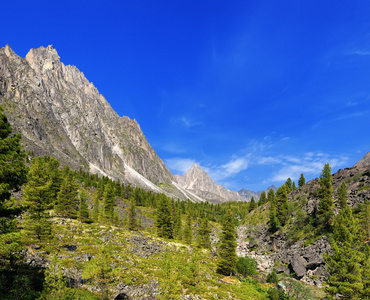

354,151,370,168
175,163,247,203
0,45,173,190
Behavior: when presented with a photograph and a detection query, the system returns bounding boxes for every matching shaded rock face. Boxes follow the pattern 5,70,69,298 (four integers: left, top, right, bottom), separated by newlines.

175,163,247,203
0,45,172,187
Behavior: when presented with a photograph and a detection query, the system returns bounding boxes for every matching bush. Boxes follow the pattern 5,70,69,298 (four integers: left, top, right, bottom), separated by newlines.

266,269,279,284
235,256,257,277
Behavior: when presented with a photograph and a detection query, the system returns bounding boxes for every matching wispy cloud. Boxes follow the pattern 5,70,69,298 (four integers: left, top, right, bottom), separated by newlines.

175,116,201,128
347,50,370,56
269,152,349,182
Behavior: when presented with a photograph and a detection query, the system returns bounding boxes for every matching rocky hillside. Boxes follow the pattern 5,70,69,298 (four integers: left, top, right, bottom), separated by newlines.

0,45,173,189
174,163,247,203
237,162,370,288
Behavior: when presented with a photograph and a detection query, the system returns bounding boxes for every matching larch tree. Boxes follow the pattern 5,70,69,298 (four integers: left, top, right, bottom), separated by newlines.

55,168,79,219
155,194,173,239
324,205,364,299
196,212,211,249
183,213,192,245
103,181,115,223
23,157,56,243
0,105,27,261
249,197,257,212
78,191,90,223
337,182,348,209
275,184,289,226
257,191,267,206
216,209,237,275
317,163,334,230
298,173,306,187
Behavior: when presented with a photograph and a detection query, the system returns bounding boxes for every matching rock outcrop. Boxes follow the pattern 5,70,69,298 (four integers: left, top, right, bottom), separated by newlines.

174,163,247,203
0,45,173,188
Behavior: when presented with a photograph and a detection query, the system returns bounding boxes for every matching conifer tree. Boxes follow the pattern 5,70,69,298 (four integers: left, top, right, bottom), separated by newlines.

103,182,115,223
155,194,173,238
173,210,182,240
122,213,128,228
92,195,100,222
0,106,27,260
23,157,55,242
183,213,192,245
317,163,334,230
217,209,237,275
292,181,297,191
55,169,79,218
196,213,211,249
298,173,306,187
249,197,257,212
285,178,293,193
359,199,370,242
269,204,280,232
324,205,364,298
267,189,276,204
79,191,90,223
275,184,289,226
337,182,348,209
128,200,137,231
258,191,267,206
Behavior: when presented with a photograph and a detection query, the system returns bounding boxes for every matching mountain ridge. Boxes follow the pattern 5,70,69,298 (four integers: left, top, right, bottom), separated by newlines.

0,45,173,189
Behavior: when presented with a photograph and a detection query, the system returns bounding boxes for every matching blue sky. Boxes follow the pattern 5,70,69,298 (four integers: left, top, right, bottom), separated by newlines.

2,1,370,192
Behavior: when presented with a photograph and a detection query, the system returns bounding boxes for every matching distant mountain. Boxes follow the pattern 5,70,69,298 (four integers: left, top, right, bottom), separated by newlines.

0,45,173,190
174,163,248,203
354,152,370,168
238,188,258,201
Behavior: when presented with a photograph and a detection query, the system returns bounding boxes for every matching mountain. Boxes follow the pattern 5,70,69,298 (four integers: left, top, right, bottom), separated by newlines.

354,151,370,167
238,185,277,201
0,45,172,189
238,188,258,201
174,163,248,203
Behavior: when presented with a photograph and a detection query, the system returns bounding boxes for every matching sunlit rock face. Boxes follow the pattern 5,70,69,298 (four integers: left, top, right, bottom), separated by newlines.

0,45,173,187
174,163,248,203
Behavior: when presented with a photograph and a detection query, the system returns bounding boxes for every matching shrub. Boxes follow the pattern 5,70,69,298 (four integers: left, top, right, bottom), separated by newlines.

235,256,257,277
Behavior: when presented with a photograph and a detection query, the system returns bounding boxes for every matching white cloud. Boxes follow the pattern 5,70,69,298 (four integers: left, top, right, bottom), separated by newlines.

175,116,201,128
220,157,249,176
269,152,349,182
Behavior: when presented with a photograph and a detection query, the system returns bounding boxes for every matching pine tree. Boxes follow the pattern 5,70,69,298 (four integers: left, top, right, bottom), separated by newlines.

196,213,211,249
79,191,90,223
216,209,237,275
183,213,192,245
324,205,364,298
103,182,115,223
298,173,306,187
292,181,297,191
155,194,173,239
269,204,280,232
55,169,79,218
92,195,100,222
275,184,288,226
249,197,257,212
173,210,182,240
267,189,276,204
258,191,267,206
285,178,293,193
23,157,55,242
317,163,334,230
0,106,27,261
128,200,137,231
337,182,348,209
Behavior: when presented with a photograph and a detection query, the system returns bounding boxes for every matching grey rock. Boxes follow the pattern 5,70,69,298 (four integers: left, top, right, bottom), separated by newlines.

289,254,307,278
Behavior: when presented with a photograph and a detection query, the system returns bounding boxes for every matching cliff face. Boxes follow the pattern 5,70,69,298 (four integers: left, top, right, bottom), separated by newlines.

174,163,247,203
0,45,173,186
